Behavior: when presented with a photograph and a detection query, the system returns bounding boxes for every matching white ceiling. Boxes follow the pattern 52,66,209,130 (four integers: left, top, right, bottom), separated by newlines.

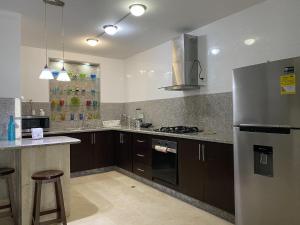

0,0,265,59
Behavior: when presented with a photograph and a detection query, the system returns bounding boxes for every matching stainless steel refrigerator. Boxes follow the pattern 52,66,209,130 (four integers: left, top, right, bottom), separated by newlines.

233,57,300,225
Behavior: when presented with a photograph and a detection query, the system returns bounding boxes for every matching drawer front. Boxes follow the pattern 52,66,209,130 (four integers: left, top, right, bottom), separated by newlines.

133,134,151,165
133,162,152,180
133,151,150,165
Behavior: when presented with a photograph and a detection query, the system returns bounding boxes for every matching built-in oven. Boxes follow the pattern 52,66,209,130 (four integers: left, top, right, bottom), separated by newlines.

152,138,178,186
22,116,50,133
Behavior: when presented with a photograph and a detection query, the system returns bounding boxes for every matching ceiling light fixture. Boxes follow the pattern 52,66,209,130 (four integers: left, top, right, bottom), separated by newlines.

95,3,148,39
244,38,256,46
103,25,118,36
129,4,147,17
39,1,54,80
57,1,70,82
86,38,99,46
211,48,220,55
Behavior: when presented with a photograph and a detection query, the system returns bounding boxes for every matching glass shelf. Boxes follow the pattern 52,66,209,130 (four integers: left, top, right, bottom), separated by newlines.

49,60,100,122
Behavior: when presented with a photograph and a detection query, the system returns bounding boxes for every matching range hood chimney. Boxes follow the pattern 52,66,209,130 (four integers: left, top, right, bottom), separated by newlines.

161,34,201,91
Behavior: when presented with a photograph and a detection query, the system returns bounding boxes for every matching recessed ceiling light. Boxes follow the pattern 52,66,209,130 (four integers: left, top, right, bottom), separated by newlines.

103,25,118,36
211,48,220,55
129,4,147,17
86,38,99,46
244,38,256,46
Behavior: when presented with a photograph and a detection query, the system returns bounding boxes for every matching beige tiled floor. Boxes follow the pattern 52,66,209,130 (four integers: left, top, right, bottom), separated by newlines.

68,171,233,225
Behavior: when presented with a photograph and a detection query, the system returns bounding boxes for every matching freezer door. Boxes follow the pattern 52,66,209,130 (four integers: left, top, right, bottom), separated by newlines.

234,127,300,225
233,57,300,127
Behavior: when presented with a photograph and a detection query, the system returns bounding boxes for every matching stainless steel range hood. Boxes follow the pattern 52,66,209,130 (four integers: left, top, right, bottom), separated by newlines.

161,34,201,91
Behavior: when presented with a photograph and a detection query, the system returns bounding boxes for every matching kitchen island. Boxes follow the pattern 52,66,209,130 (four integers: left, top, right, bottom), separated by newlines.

0,136,80,225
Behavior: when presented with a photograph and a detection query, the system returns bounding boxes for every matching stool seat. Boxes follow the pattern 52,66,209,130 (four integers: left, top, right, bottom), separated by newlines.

0,167,15,176
32,170,64,181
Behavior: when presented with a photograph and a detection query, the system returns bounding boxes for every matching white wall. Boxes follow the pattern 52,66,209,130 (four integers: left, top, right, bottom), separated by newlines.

124,0,300,102
0,10,21,98
21,46,125,103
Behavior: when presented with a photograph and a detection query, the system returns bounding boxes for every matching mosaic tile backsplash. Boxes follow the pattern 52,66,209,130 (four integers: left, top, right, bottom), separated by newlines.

49,59,100,123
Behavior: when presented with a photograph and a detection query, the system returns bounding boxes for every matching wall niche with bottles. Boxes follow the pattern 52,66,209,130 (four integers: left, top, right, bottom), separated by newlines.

49,58,100,123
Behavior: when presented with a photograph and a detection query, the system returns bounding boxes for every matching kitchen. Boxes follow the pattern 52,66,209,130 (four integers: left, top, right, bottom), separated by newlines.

0,0,299,225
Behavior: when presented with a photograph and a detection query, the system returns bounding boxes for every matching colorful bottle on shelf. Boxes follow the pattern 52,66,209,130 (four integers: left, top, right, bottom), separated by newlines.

7,115,16,141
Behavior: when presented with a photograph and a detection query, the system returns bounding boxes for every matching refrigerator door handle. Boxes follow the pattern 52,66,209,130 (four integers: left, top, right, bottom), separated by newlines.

238,124,292,128
237,124,292,134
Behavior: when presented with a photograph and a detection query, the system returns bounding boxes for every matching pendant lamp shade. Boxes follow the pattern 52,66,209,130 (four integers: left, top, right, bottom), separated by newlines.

57,67,70,82
39,65,54,80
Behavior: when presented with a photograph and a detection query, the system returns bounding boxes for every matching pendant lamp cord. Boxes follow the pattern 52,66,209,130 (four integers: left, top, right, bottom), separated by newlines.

44,0,48,67
61,4,65,69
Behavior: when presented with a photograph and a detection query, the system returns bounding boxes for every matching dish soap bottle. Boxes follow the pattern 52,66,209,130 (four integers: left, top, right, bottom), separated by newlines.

7,115,16,141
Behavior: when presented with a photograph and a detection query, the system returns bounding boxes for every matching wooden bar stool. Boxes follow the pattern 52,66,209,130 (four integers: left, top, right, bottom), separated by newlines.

31,170,67,225
0,167,17,225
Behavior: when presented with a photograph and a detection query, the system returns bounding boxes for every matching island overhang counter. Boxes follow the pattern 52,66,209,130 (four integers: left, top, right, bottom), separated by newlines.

0,136,80,225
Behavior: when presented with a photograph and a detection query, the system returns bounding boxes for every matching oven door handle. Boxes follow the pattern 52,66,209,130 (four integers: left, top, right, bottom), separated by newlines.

153,146,177,154
166,148,177,154
152,145,177,154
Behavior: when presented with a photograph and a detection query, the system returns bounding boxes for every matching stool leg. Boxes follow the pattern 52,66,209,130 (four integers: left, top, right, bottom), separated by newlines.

7,175,17,225
32,181,42,225
54,180,61,220
55,179,67,225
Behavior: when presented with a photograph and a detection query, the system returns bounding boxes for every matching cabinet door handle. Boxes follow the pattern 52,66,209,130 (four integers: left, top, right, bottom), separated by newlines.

136,154,145,158
91,134,94,144
94,133,96,144
137,168,145,172
137,139,145,143
120,134,123,144
202,144,205,162
198,144,201,161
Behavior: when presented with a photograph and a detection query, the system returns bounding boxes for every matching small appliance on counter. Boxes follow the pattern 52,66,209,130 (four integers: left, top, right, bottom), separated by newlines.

22,116,50,133
154,126,201,134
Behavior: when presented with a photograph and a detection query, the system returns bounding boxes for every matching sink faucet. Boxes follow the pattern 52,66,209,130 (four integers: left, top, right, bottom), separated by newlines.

81,118,87,129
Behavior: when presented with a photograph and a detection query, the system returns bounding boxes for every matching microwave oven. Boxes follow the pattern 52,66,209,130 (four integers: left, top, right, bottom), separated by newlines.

22,116,50,133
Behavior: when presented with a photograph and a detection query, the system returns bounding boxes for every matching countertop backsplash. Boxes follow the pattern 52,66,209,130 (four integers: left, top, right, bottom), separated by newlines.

22,102,51,117
0,98,21,140
123,92,233,135
21,92,233,137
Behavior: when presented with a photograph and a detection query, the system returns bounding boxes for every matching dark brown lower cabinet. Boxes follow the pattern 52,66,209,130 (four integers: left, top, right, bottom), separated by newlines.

60,131,115,173
179,139,205,201
115,132,133,172
94,131,114,168
68,132,95,173
179,139,235,214
203,142,235,214
132,134,152,179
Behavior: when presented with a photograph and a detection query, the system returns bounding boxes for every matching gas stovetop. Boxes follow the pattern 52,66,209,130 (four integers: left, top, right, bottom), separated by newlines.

154,126,202,134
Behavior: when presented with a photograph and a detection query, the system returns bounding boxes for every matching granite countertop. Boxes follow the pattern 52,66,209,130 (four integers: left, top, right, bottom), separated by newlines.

23,126,233,144
0,136,81,150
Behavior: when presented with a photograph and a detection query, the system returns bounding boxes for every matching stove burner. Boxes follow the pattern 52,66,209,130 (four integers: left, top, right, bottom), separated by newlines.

155,126,201,134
